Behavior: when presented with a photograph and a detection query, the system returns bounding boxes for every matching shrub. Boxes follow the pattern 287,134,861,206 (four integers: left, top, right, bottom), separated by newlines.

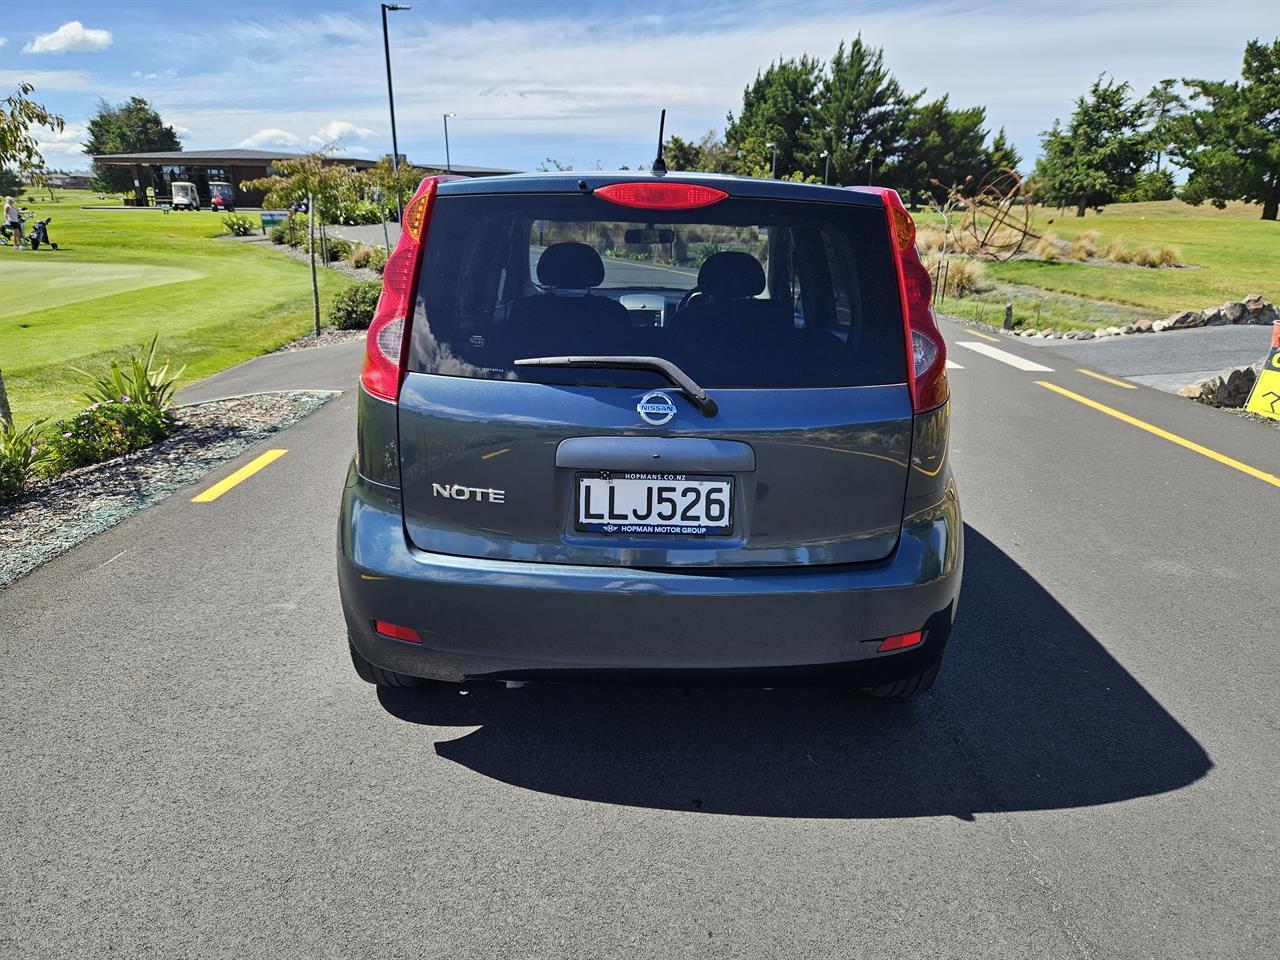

327,279,383,330
1154,244,1182,267
221,214,256,237
44,402,176,472
268,224,289,245
922,255,985,299
1130,245,1158,268
0,419,54,503
308,236,351,262
1070,230,1101,261
1034,231,1062,261
346,243,373,269
328,200,385,226
915,225,946,255
72,336,185,411
692,242,727,267
367,245,388,274
1103,238,1131,263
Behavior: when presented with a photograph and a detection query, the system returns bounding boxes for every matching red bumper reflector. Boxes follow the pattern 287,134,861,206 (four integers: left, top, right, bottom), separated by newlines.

595,181,728,210
374,620,421,644
878,630,923,652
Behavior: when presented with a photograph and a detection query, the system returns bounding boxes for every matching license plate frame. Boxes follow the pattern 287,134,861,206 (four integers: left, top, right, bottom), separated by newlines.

574,472,735,537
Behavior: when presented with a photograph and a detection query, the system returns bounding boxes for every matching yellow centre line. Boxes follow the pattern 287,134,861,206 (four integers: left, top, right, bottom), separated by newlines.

191,449,288,503
966,328,1001,343
1076,368,1137,390
1036,382,1280,490
481,448,511,460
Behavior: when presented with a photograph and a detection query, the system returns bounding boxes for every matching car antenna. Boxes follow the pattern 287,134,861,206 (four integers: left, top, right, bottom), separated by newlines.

652,109,667,176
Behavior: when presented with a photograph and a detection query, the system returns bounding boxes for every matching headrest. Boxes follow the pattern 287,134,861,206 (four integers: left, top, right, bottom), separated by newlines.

697,251,766,299
537,242,605,289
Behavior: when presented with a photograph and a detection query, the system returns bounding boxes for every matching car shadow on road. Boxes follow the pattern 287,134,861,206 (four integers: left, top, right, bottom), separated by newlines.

377,525,1212,818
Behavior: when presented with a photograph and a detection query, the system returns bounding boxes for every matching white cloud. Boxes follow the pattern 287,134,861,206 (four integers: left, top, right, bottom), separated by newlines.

0,36,9,48
310,120,375,146
0,68,92,92
71,2,1267,170
23,21,113,54
31,121,89,164
238,128,307,149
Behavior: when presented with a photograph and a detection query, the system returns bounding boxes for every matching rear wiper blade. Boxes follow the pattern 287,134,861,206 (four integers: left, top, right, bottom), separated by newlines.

513,355,719,418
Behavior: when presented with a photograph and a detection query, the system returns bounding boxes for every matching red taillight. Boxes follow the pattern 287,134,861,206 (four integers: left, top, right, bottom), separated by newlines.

850,186,948,413
374,620,421,644
360,176,442,403
595,181,728,210
878,630,923,652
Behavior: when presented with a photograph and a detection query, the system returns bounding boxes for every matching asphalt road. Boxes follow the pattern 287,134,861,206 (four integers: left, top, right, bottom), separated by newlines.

4,319,1279,958
1016,322,1273,393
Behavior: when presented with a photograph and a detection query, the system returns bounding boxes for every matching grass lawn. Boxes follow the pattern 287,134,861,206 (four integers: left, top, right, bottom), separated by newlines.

918,200,1279,331
1,189,355,426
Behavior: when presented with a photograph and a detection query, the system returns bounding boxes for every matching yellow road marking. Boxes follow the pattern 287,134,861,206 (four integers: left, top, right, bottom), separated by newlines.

1036,382,1280,490
481,448,511,460
967,328,1001,343
1076,368,1137,389
191,449,288,503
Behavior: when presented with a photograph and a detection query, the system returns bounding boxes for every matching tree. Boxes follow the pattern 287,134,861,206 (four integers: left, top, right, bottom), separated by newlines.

1033,75,1150,216
664,134,702,171
1142,79,1186,171
984,127,1022,174
0,83,64,421
725,54,823,178
245,154,347,337
82,96,182,193
662,130,737,173
1173,39,1280,220
814,37,917,187
0,166,22,196
891,96,988,206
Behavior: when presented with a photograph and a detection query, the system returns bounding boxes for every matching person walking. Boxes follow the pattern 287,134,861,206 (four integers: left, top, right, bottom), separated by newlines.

4,197,23,251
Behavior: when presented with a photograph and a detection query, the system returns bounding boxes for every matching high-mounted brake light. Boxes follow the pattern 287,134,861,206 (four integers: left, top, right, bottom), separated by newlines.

360,177,442,402
595,182,728,210
849,186,948,413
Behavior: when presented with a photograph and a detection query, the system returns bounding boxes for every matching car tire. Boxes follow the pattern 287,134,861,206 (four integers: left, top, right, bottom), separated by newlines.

348,637,427,687
858,655,941,700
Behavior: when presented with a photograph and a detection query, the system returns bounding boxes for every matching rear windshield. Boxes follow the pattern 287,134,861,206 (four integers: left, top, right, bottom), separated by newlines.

407,192,906,389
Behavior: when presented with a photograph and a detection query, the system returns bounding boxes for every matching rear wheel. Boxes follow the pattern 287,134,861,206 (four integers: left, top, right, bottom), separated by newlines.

858,656,941,700
348,637,427,687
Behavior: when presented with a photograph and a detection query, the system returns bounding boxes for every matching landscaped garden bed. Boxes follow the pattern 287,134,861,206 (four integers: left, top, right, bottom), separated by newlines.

0,390,336,589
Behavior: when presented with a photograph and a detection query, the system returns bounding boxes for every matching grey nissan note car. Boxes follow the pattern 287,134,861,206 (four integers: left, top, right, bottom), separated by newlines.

338,172,961,698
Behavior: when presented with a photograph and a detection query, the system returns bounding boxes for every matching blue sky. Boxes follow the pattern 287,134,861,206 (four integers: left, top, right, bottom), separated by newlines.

2,0,1276,173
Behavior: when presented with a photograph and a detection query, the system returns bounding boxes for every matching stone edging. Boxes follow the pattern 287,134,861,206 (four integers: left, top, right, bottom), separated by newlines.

959,295,1277,341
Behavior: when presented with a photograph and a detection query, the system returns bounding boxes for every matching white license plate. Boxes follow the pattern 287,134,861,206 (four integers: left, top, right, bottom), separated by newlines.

576,473,734,536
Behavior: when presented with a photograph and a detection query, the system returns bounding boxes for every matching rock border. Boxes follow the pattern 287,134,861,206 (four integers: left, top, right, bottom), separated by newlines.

961,296,1277,342
0,390,338,590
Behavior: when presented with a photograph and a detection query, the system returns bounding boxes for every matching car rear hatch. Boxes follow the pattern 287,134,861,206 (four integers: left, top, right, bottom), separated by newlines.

385,176,942,569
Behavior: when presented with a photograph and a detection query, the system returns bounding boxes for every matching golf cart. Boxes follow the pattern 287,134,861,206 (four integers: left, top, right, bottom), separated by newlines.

171,181,200,211
209,181,235,213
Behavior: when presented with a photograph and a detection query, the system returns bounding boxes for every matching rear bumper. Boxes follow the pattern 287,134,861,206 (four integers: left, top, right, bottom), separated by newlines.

338,463,962,684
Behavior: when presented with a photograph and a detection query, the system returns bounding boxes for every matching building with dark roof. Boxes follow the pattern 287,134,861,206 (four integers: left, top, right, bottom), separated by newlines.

92,149,519,207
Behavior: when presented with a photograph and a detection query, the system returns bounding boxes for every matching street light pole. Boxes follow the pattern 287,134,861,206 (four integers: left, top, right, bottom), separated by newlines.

443,113,456,173
766,141,777,179
380,3,411,220
821,149,830,185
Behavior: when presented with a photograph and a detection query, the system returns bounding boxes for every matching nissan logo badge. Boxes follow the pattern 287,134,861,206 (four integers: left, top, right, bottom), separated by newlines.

637,390,677,426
